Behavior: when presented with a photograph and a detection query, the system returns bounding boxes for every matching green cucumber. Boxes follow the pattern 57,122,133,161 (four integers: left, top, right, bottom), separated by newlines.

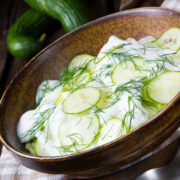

147,71,180,104
25,0,91,32
96,88,113,109
152,27,180,51
7,9,53,60
142,86,164,118
63,71,91,91
97,117,126,146
63,87,101,114
25,141,36,155
111,58,149,85
172,48,180,65
58,114,100,152
34,139,49,156
68,54,95,72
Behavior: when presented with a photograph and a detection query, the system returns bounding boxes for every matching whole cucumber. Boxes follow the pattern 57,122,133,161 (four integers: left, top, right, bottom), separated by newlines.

7,9,53,60
25,0,91,32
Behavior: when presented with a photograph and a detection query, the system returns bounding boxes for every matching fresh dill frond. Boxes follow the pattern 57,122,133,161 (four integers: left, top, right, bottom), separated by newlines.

98,43,130,63
59,58,93,87
55,145,74,155
23,107,55,142
36,80,62,106
102,124,113,140
56,133,85,155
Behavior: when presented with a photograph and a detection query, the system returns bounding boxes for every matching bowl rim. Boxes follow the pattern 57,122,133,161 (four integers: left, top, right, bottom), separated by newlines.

0,7,180,161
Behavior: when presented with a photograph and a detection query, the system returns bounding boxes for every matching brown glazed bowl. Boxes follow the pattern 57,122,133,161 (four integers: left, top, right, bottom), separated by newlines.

0,7,180,179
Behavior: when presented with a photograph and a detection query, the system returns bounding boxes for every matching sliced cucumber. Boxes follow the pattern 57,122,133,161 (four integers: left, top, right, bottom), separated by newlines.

152,27,180,51
63,87,101,114
25,141,36,155
97,117,126,146
59,114,100,152
34,139,49,156
141,86,163,118
68,54,95,72
172,48,180,65
63,71,91,91
147,71,180,104
111,58,149,85
96,88,113,109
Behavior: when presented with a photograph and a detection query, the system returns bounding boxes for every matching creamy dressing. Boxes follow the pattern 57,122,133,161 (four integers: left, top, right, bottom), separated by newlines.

17,35,180,156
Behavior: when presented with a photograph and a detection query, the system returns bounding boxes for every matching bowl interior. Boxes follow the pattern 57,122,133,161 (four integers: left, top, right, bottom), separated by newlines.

1,8,180,154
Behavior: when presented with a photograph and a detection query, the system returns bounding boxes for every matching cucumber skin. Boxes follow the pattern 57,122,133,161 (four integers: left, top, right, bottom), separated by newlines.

25,0,91,32
7,9,53,60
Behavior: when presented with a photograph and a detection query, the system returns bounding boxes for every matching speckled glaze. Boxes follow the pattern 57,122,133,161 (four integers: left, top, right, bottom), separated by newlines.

0,8,180,178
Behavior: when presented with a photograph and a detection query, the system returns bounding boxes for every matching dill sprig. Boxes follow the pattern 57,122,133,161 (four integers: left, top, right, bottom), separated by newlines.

37,81,61,105
56,133,85,155
109,79,143,108
59,59,93,87
147,54,175,68
109,51,139,67
23,107,55,142
97,43,130,63
97,78,157,132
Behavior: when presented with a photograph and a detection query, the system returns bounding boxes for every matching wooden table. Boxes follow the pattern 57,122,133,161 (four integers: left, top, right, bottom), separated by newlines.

0,0,179,179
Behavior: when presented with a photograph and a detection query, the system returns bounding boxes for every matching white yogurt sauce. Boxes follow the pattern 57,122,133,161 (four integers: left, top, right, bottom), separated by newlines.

17,35,180,156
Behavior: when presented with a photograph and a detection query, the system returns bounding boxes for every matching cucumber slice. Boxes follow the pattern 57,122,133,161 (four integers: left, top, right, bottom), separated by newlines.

59,114,100,153
142,86,164,118
96,88,113,109
111,58,149,85
68,54,95,72
63,71,91,91
172,48,180,65
97,118,126,146
147,71,180,104
152,27,180,51
25,141,36,155
34,139,49,156
63,87,101,114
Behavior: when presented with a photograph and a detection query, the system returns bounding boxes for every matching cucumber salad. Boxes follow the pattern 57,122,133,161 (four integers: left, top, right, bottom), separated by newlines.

17,27,180,156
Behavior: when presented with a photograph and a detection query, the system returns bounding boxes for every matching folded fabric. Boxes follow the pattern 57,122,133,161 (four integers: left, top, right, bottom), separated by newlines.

0,147,64,180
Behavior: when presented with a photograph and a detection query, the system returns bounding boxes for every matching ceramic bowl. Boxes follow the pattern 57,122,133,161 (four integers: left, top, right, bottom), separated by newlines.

0,8,180,179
